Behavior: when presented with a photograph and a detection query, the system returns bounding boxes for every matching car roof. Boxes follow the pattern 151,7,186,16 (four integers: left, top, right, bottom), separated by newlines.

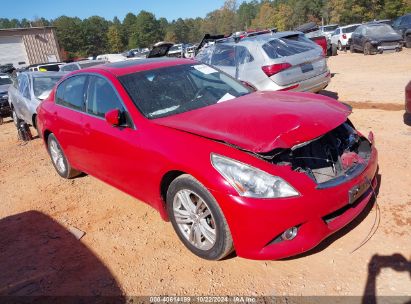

221,31,302,46
20,71,67,78
88,57,193,77
338,24,361,29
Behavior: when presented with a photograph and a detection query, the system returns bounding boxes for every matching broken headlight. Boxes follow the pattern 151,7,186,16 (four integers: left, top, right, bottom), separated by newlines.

211,154,299,199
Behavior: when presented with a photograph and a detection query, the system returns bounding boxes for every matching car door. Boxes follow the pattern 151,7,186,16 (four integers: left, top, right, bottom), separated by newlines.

53,75,89,170
351,26,363,49
14,74,31,124
81,74,142,192
331,29,339,45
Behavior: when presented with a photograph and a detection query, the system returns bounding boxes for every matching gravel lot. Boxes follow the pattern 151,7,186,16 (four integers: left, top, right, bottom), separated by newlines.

0,50,410,298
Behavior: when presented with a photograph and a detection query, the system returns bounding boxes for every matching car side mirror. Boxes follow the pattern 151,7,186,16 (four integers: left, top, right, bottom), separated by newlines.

105,109,120,126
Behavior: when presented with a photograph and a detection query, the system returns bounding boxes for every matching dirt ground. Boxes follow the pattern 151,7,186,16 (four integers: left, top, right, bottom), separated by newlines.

0,49,410,299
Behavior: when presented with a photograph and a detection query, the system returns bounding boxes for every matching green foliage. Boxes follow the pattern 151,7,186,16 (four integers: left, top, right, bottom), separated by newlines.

0,0,409,57
107,25,124,53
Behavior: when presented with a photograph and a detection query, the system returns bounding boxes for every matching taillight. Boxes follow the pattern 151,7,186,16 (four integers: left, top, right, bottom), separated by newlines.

342,34,347,39
262,63,292,77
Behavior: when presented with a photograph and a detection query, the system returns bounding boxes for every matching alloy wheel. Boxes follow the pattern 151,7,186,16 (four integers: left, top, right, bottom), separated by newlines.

173,189,216,250
49,140,66,173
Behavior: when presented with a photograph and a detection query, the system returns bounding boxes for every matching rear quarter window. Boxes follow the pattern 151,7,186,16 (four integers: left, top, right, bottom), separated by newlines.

262,37,315,59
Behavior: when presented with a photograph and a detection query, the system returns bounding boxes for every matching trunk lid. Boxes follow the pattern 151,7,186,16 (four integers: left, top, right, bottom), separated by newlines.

268,48,327,87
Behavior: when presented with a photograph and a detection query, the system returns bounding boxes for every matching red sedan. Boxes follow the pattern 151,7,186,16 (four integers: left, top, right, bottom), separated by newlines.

37,58,378,260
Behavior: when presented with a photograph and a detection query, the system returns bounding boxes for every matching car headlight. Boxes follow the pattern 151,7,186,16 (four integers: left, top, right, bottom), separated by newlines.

211,154,299,199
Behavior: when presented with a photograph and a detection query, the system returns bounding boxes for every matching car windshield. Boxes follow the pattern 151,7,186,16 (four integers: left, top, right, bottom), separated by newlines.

0,75,12,85
33,76,62,99
342,25,359,33
262,37,316,59
367,24,397,36
119,64,250,119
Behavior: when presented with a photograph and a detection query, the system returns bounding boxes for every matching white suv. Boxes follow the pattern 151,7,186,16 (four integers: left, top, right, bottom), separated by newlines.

330,24,361,50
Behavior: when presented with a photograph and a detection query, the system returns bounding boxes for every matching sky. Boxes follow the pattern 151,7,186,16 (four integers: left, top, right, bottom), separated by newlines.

1,0,229,21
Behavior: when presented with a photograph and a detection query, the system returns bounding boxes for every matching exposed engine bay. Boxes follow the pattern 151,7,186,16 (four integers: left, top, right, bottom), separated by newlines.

259,120,372,185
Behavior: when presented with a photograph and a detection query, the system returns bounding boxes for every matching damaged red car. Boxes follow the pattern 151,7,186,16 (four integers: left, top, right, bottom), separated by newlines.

37,58,378,260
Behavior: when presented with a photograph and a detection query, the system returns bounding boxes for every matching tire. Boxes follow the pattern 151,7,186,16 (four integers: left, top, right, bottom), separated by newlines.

405,35,411,48
167,174,234,260
331,44,338,56
338,41,343,51
0,116,3,125
350,44,355,53
33,115,41,137
12,108,21,127
364,42,373,55
47,133,81,179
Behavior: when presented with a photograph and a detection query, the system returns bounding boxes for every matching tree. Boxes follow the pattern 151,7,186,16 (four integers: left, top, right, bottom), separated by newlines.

53,16,85,56
107,25,124,52
237,1,258,30
82,16,109,56
129,11,162,48
122,13,137,48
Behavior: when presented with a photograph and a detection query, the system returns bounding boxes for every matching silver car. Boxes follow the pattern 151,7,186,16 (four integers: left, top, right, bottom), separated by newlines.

8,72,66,132
196,31,330,92
60,60,105,72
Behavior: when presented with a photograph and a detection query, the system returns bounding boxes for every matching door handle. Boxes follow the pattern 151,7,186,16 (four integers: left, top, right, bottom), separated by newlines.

84,123,91,135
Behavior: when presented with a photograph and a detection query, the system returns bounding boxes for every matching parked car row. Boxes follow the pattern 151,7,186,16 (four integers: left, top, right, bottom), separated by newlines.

327,13,411,54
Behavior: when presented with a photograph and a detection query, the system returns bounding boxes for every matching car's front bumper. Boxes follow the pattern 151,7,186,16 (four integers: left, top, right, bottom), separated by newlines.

210,145,378,260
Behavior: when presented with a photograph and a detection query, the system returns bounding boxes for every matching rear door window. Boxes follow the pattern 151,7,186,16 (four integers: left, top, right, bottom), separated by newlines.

56,75,88,111
18,75,30,99
86,76,124,118
262,37,315,59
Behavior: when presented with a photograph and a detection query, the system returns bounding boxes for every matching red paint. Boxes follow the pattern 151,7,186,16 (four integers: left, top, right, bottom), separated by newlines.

105,109,120,126
37,59,378,260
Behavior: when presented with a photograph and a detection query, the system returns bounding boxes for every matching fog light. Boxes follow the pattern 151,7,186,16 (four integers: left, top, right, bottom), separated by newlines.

282,227,298,241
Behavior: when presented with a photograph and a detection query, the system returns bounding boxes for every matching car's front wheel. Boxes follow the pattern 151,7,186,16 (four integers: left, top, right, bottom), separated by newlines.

167,174,233,260
47,133,81,179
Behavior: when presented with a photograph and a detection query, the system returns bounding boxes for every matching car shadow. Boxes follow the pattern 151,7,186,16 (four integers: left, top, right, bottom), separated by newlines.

319,90,339,100
404,113,411,126
0,211,124,300
362,254,411,304
281,173,382,261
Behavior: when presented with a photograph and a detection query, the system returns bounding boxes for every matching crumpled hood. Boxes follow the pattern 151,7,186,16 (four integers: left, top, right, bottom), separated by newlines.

153,91,351,153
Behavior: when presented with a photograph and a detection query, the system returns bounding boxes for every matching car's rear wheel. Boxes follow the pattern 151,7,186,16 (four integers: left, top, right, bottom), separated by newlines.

364,42,373,55
405,35,411,48
33,115,41,137
47,133,81,179
350,44,355,53
167,174,233,260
